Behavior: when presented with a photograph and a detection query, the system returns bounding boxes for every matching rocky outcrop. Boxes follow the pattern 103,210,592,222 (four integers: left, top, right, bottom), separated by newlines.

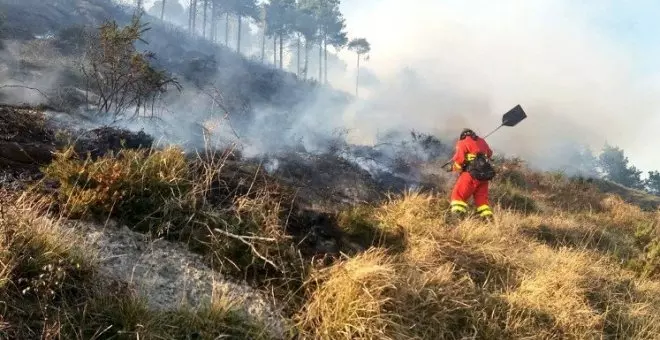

71,220,289,339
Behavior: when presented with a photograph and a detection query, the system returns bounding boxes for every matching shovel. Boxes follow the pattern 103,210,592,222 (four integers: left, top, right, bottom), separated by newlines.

441,104,527,170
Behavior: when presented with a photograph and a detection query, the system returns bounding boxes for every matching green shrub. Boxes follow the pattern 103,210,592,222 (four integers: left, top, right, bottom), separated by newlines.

41,145,303,284
43,146,191,233
627,222,660,278
491,183,538,214
497,167,528,189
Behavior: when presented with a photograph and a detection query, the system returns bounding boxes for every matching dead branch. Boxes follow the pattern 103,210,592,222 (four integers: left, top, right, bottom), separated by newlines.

197,84,241,140
211,227,281,271
0,84,52,104
212,228,277,242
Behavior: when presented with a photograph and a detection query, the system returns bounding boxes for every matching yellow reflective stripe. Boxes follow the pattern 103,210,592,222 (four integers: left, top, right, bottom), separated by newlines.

479,210,493,217
451,206,467,213
466,153,476,161
476,205,491,213
451,200,468,208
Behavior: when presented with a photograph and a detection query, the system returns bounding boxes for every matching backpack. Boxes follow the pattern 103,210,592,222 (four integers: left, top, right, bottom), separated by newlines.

465,153,496,181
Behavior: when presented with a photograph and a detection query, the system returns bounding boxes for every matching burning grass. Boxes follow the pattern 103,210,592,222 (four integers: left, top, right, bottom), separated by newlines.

0,195,268,339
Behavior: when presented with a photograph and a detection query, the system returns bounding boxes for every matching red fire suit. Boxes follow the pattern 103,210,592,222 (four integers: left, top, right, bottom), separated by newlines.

450,136,494,217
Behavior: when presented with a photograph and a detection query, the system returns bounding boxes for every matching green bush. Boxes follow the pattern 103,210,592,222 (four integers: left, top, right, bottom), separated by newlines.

498,168,528,189
628,222,660,278
43,146,192,233
41,145,303,284
492,183,538,214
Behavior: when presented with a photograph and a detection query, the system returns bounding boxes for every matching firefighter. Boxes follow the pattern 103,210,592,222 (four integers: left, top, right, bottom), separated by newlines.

448,128,496,221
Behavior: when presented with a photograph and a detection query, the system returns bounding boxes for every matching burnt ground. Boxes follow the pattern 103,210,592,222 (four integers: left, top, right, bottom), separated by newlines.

0,105,56,170
4,104,657,269
0,103,451,203
0,105,155,187
266,152,383,210
0,104,455,259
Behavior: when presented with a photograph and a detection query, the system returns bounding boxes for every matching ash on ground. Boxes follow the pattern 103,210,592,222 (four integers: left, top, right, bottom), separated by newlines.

253,131,455,211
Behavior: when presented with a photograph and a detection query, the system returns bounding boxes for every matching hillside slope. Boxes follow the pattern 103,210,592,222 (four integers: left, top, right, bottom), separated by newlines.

0,105,659,339
0,0,351,145
1,2,660,338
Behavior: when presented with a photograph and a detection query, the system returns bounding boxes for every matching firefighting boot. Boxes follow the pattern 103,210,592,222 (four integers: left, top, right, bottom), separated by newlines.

446,210,467,226
479,214,495,223
476,205,494,223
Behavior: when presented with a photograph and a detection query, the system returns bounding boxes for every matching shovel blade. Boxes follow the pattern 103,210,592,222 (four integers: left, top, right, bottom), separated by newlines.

502,104,527,127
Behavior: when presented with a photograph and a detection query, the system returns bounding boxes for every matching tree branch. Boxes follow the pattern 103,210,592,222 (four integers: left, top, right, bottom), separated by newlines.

0,85,52,104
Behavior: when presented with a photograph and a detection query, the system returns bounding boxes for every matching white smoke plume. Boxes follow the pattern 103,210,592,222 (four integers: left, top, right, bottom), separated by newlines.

334,0,660,175
4,0,659,179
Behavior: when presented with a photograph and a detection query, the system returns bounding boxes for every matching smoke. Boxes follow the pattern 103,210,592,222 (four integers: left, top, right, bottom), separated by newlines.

4,0,660,180
0,40,74,106
335,0,660,175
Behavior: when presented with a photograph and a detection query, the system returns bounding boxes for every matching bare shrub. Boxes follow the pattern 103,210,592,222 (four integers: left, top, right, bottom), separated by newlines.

82,14,181,121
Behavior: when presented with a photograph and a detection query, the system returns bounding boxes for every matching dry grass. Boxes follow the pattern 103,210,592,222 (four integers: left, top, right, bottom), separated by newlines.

37,144,303,284
294,248,398,339
292,186,660,339
0,195,267,339
7,146,660,339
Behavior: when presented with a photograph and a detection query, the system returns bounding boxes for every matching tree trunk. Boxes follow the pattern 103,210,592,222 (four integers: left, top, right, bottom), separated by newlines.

318,40,322,81
202,0,207,38
225,13,230,46
191,0,197,35
356,53,360,96
188,0,193,32
273,37,277,65
279,34,283,69
297,35,301,76
237,16,242,53
160,0,166,20
210,1,216,42
192,0,197,35
324,38,328,84
261,26,266,63
304,42,310,79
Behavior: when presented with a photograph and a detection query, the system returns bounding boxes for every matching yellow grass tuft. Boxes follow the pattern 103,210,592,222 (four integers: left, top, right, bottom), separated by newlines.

294,248,397,339
292,187,660,339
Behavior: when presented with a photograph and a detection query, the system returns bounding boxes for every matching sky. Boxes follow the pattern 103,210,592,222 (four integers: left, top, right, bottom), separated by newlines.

136,0,660,174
